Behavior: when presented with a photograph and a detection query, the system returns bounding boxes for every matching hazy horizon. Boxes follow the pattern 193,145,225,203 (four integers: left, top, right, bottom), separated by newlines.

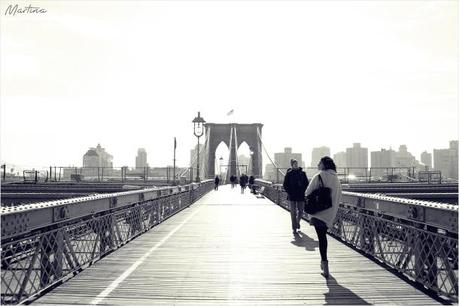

1,1,457,170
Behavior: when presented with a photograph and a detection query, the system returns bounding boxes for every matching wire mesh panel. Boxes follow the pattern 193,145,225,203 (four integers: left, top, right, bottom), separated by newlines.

257,181,458,302
1,181,213,304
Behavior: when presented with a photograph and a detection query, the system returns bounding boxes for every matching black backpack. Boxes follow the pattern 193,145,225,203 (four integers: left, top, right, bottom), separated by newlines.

304,175,332,214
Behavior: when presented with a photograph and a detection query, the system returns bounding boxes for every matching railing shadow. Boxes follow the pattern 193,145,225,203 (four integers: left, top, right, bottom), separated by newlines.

290,231,319,251
324,275,372,305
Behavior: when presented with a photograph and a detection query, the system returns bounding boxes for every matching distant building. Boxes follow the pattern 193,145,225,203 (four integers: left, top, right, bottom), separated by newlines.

394,145,417,168
83,144,113,168
434,141,458,180
420,151,432,170
274,147,303,170
238,154,250,175
371,148,396,177
333,151,347,169
311,146,331,167
346,143,368,176
136,148,149,169
83,149,99,168
451,141,459,180
190,143,205,174
264,164,276,182
81,144,113,179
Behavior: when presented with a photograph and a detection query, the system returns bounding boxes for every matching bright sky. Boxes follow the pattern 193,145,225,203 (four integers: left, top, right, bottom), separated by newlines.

1,0,457,170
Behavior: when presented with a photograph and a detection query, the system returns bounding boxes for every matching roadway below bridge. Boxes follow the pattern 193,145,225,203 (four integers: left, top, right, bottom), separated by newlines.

34,185,446,305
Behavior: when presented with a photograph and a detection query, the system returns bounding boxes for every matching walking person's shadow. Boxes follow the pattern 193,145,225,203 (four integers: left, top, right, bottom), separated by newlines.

324,275,372,305
290,231,319,251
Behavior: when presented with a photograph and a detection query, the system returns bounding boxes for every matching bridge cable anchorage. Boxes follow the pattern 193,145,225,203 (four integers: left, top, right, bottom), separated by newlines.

256,126,285,177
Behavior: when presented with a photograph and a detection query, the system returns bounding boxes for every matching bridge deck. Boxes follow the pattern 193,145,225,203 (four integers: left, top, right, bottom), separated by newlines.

35,185,443,305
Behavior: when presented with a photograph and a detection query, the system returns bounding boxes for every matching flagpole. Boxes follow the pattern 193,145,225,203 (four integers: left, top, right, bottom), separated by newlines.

173,137,176,185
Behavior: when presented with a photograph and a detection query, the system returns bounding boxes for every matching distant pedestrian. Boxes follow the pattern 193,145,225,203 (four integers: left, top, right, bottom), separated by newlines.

239,174,248,194
248,175,255,193
214,175,220,190
283,159,309,234
230,175,236,188
305,156,342,278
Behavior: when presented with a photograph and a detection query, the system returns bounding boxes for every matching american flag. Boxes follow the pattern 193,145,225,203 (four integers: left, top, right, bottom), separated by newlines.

226,109,234,116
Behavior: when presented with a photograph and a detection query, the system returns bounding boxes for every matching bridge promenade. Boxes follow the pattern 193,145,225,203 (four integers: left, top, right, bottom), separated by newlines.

33,185,444,305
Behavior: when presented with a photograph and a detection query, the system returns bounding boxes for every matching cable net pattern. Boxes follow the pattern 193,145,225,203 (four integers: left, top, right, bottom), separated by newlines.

258,182,458,302
1,182,213,304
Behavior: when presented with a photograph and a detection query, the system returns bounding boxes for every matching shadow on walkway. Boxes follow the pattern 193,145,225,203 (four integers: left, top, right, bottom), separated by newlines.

290,231,319,251
324,275,372,305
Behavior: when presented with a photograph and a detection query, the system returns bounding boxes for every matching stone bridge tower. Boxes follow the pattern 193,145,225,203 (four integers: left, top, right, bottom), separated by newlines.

204,123,263,180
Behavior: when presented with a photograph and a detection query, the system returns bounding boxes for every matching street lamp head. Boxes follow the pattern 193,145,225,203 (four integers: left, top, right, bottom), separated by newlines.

192,111,206,137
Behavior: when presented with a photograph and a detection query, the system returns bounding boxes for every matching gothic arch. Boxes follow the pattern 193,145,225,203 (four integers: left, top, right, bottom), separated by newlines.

205,123,263,180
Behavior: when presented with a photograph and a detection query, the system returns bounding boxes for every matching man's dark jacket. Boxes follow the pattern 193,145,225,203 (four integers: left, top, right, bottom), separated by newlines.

283,167,309,201
239,174,248,187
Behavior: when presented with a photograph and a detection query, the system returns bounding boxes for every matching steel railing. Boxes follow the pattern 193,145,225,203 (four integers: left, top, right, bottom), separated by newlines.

256,179,458,302
1,180,213,304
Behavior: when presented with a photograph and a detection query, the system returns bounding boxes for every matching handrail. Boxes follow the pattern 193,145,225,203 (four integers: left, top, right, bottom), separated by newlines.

1,180,214,304
256,179,458,302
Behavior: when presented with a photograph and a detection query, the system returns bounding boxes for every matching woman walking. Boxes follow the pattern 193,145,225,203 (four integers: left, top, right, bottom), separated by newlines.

305,156,342,278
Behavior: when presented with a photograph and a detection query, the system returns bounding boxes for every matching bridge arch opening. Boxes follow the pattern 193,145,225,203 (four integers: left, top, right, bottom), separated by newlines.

214,141,229,181
204,123,263,180
237,141,251,176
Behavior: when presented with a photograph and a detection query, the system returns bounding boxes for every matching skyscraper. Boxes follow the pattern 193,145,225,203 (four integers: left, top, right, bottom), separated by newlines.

83,149,99,168
136,148,148,169
394,145,417,168
371,148,396,177
420,151,432,170
346,143,368,175
311,146,331,167
434,141,458,180
83,144,113,168
274,147,303,169
81,144,113,179
333,151,347,169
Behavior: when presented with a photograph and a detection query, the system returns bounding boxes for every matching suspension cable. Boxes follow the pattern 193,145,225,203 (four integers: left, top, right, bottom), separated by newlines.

179,134,208,178
233,125,240,177
201,126,210,179
256,127,285,176
226,125,234,182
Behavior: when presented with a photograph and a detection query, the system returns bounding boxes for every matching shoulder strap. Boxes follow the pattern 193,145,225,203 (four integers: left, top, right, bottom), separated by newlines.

318,174,324,187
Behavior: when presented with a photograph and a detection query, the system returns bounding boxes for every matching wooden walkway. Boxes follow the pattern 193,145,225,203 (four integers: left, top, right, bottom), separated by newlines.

34,185,444,305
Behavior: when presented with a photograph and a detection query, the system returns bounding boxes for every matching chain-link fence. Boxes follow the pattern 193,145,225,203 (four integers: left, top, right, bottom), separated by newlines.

1,181,213,304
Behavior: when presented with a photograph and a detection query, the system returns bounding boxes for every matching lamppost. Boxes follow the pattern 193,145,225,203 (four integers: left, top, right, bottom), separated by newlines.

192,111,206,182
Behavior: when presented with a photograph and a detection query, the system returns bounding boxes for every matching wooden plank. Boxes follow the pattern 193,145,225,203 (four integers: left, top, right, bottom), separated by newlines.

34,185,444,305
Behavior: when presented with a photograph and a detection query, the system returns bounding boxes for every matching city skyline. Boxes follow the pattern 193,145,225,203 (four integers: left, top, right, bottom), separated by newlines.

1,140,456,171
1,1,457,171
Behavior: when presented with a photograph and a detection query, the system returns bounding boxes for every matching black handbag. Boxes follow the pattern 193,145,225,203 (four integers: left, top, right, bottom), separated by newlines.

304,175,332,214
